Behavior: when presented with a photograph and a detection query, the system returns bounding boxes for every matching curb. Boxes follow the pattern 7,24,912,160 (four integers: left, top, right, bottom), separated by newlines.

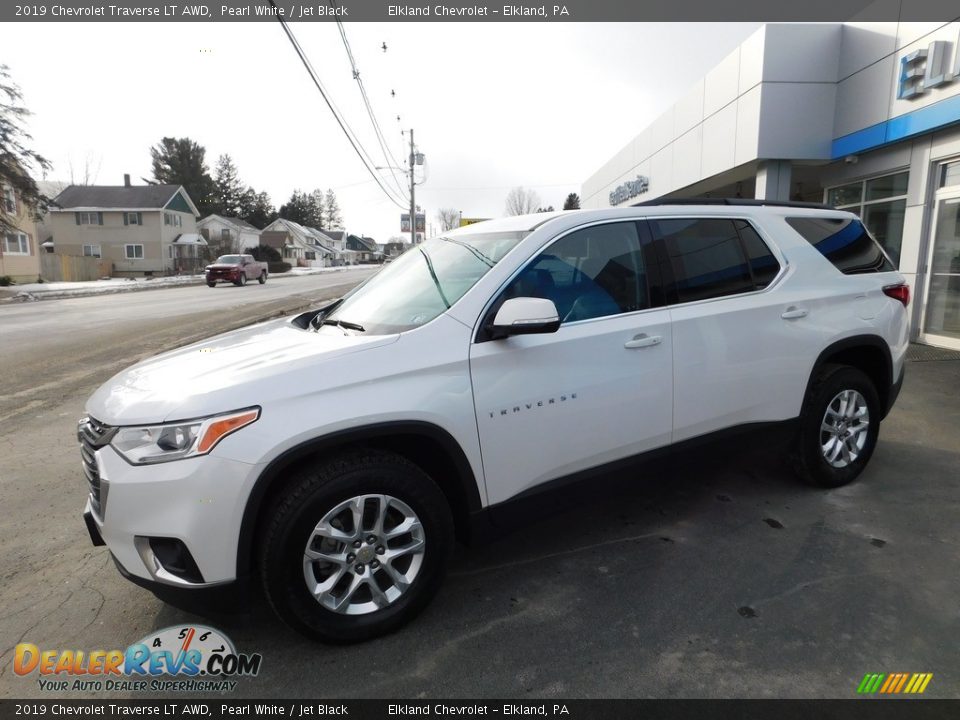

0,267,367,304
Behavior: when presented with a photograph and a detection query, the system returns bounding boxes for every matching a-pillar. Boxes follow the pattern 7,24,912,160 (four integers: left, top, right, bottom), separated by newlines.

755,160,793,201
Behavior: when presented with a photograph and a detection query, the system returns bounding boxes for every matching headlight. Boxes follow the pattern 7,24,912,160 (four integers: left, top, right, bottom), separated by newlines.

110,408,260,465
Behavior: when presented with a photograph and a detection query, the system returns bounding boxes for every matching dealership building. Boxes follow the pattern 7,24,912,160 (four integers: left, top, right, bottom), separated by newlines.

582,21,960,350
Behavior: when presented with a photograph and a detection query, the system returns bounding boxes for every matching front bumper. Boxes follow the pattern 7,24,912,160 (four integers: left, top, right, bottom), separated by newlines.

81,442,263,590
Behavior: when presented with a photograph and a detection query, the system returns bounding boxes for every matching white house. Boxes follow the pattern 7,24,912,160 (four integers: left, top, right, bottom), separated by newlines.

260,218,340,267
197,215,262,254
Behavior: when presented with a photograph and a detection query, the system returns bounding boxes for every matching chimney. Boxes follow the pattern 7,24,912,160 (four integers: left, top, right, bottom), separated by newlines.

123,174,131,187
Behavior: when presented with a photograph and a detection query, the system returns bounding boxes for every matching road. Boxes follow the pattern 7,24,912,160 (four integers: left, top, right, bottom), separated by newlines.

0,275,958,699
0,268,376,426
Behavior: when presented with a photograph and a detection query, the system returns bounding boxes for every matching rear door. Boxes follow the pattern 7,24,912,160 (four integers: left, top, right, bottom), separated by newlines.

469,220,674,506
649,217,822,441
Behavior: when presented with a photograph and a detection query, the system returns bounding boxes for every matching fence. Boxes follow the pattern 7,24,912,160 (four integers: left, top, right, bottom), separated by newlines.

41,254,113,282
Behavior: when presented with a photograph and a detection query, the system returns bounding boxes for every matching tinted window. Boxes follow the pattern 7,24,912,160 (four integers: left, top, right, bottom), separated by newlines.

735,220,781,289
651,218,754,302
786,217,895,274
503,222,649,323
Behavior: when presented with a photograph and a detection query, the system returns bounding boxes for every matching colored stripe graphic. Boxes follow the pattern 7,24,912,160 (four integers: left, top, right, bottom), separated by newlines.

857,672,932,694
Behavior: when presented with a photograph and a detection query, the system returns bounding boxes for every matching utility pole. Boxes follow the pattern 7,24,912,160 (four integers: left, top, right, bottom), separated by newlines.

408,128,416,246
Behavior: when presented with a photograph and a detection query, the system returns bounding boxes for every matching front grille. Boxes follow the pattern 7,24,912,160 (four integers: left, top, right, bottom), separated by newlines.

78,416,115,518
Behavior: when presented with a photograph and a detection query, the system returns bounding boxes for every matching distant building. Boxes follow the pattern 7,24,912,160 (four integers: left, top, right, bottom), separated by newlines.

198,215,262,255
260,218,339,266
1,182,41,283
48,176,201,276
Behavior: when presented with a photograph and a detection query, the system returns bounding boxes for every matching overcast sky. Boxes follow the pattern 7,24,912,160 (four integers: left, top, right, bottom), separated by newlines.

5,21,761,242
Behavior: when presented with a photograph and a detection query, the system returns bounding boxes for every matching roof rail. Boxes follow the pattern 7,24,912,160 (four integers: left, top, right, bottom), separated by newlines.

633,198,832,210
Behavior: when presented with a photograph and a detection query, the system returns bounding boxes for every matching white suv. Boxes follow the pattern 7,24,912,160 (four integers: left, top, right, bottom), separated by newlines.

79,202,909,642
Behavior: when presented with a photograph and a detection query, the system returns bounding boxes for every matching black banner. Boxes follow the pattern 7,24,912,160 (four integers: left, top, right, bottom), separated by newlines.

2,700,960,720
3,0,960,22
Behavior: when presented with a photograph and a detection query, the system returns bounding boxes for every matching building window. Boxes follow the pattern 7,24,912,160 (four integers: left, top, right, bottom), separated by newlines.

124,212,142,225
125,244,144,259
221,228,231,241
77,211,103,225
939,160,960,189
3,186,16,214
3,233,29,255
164,212,182,227
82,244,101,258
826,171,908,266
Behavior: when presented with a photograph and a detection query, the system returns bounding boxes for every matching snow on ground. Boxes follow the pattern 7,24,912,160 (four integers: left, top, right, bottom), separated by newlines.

2,266,375,302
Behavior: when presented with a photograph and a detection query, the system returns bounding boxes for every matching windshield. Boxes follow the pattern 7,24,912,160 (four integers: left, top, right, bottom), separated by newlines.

321,231,527,334
214,255,244,264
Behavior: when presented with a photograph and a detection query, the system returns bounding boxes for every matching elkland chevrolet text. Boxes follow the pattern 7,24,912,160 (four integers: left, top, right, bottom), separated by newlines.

80,203,909,642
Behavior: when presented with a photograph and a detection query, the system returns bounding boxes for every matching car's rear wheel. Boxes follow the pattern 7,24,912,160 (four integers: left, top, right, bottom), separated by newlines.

259,450,453,643
792,364,881,488
258,272,267,284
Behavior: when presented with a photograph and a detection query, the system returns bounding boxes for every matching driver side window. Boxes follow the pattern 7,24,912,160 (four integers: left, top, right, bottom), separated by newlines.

503,221,650,323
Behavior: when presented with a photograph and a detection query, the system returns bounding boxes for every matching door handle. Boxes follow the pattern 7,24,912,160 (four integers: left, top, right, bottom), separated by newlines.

781,306,808,320
624,333,662,349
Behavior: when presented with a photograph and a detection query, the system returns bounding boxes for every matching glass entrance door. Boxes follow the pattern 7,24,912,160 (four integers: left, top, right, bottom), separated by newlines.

921,186,960,350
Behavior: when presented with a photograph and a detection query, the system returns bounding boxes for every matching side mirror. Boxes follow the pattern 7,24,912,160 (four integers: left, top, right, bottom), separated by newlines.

490,297,560,339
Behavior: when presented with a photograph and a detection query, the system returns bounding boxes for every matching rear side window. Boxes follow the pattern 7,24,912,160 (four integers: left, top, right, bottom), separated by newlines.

786,216,895,274
650,218,780,303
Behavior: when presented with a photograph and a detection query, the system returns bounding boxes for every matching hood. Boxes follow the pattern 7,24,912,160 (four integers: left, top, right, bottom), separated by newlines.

206,263,242,270
86,319,398,425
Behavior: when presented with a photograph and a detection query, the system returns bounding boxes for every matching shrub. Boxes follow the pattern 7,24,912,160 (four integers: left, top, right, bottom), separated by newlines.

246,245,282,263
268,261,292,274
0,276,13,286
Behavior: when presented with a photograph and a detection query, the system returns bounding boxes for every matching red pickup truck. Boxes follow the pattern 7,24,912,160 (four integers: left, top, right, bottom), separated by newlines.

205,254,268,287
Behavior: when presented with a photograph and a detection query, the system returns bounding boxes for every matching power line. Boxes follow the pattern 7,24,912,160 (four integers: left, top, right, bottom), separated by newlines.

268,1,409,210
330,5,409,200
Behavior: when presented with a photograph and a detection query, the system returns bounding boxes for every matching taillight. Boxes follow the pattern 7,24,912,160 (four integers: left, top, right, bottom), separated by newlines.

883,283,910,307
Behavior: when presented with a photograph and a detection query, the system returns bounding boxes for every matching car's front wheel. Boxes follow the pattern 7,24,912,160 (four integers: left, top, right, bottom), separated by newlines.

793,364,881,488
259,450,454,643
206,281,216,288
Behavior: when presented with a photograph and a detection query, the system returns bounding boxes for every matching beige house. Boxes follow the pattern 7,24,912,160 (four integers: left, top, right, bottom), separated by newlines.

1,183,41,283
49,179,201,276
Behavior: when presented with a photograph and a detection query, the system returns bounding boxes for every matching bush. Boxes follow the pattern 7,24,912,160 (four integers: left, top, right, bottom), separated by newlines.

268,261,292,274
0,276,13,287
246,245,282,263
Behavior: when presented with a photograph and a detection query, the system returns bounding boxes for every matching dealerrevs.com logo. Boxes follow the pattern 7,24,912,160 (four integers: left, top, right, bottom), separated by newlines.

14,625,262,693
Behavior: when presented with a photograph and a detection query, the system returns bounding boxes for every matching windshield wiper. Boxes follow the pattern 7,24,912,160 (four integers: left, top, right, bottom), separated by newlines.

321,318,365,332
441,237,494,267
419,247,451,309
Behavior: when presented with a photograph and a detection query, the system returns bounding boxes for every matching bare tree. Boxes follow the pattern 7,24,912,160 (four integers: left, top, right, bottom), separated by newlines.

504,186,541,216
67,152,102,186
436,208,460,232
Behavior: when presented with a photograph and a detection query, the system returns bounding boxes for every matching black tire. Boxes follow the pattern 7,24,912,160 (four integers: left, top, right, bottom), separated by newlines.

792,364,881,488
206,281,216,288
258,272,267,284
259,450,454,643
237,273,247,286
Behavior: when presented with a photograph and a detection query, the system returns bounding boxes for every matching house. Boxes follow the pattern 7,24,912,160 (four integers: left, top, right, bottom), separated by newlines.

346,234,382,263
197,215,262,255
260,218,340,267
1,182,41,283
382,241,409,259
324,229,361,264
48,176,201,276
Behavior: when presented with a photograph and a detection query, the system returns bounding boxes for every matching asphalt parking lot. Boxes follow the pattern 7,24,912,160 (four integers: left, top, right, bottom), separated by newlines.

0,287,957,698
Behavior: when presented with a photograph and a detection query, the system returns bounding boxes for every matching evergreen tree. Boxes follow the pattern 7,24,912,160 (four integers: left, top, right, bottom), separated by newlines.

240,189,276,229
323,188,343,229
149,137,215,214
562,193,580,210
0,64,51,236
213,154,246,217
